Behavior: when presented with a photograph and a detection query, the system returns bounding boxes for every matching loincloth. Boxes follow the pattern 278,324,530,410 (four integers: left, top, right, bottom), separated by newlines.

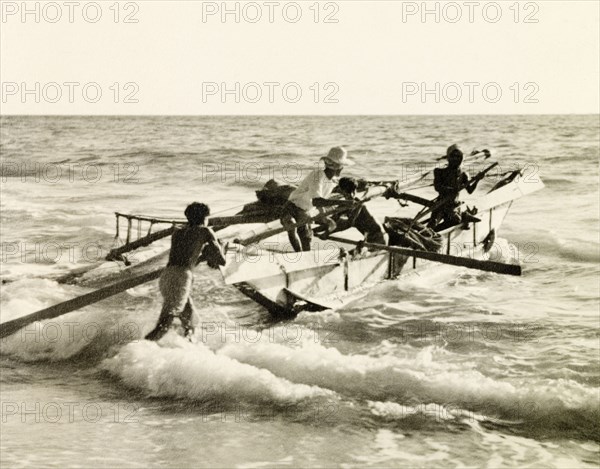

159,266,193,317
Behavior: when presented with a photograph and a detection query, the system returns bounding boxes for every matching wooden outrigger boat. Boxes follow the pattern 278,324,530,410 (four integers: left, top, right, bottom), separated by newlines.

221,172,544,316
0,152,544,338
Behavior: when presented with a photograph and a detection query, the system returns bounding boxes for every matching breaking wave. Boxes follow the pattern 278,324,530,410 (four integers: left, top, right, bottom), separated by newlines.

100,333,332,404
217,332,600,440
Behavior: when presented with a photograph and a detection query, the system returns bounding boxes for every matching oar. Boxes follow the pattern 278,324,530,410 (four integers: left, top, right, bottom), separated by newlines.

327,236,521,276
0,268,165,340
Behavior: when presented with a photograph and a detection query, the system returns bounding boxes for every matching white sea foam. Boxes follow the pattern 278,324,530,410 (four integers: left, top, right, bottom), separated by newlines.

219,334,600,423
101,333,333,403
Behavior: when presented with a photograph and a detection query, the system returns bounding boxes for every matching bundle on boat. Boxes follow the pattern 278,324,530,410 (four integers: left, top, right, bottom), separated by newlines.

384,217,442,252
234,179,296,222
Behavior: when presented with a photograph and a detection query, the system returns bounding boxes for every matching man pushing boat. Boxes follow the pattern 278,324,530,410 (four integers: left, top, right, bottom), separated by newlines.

280,146,353,252
145,202,226,342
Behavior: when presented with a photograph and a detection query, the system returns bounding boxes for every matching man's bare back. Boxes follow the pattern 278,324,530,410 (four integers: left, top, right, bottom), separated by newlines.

167,225,217,269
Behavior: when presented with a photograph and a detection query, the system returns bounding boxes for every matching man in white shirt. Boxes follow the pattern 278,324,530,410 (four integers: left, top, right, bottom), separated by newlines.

281,147,353,252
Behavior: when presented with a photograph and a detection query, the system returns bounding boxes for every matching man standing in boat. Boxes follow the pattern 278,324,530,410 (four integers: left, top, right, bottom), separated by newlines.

281,147,353,252
429,144,480,230
145,202,226,342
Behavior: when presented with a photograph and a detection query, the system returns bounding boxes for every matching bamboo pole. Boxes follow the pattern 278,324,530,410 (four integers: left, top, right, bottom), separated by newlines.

327,236,522,276
0,269,164,340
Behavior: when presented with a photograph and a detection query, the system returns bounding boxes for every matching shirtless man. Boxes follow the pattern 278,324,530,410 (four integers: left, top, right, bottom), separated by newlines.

429,144,479,230
145,202,226,341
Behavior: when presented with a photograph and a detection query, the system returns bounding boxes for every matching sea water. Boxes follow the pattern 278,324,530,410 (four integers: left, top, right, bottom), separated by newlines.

0,115,598,468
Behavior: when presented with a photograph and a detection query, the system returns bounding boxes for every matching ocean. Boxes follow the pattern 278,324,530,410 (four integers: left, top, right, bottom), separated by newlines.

0,115,598,468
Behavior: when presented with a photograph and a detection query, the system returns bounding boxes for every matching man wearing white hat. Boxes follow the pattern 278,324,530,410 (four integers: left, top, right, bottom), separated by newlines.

281,147,353,252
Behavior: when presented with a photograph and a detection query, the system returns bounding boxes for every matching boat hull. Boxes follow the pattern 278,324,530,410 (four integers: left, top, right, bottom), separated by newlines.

222,176,543,316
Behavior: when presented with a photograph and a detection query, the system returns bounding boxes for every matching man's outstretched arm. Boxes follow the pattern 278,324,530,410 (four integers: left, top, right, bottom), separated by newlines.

197,228,226,268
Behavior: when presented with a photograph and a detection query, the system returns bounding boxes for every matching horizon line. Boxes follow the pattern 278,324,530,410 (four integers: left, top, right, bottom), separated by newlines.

1,113,599,118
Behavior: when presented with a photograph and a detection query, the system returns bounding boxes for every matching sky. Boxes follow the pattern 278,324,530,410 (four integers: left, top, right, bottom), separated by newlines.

1,0,599,115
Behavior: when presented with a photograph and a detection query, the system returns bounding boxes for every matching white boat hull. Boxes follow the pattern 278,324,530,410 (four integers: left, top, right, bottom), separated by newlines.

221,177,544,316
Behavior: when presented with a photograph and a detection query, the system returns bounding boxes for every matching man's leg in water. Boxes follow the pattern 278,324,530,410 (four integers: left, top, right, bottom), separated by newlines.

145,304,175,341
180,297,199,340
145,267,191,341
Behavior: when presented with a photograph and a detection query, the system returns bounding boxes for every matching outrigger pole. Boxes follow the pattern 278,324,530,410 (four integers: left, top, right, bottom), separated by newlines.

327,236,522,276
0,268,164,340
